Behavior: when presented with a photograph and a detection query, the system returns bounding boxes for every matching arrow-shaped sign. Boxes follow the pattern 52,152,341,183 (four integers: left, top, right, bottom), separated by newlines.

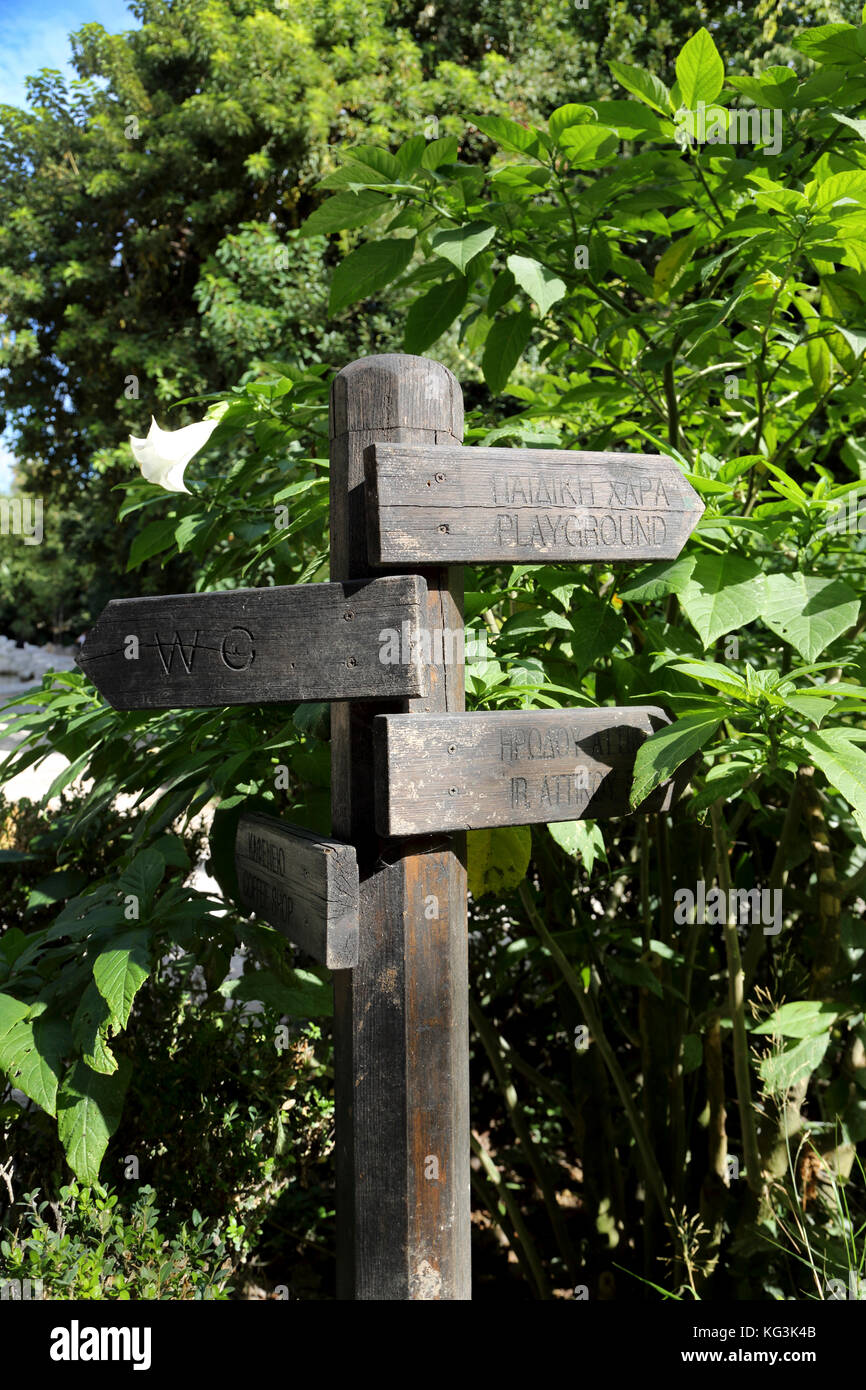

79,576,428,709
365,442,703,565
374,707,687,835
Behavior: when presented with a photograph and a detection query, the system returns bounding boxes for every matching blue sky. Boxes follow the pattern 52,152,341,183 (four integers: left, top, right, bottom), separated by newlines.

1,2,138,488
0,0,137,109
0,438,17,491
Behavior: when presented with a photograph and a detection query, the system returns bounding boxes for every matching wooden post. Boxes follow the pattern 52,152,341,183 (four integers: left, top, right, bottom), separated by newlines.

329,355,470,1300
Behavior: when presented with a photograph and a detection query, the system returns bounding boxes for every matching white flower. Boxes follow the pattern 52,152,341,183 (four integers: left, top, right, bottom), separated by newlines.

129,416,219,493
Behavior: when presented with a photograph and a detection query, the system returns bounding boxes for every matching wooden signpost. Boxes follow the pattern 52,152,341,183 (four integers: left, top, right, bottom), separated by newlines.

329,355,470,1302
374,707,684,836
234,812,359,969
78,576,429,707
82,351,704,1302
365,441,702,564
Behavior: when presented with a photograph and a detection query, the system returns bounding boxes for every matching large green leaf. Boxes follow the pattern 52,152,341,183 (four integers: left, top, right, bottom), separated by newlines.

468,826,531,898
548,821,605,873
759,1033,831,1094
431,222,496,272
793,22,865,67
608,60,671,114
298,190,389,237
72,981,117,1076
500,608,572,640
832,112,866,141
761,573,859,661
328,236,415,314
690,759,755,812
0,993,29,1041
813,170,866,211
752,1001,840,1039
557,124,619,166
617,556,696,602
675,27,725,108
678,553,764,647
482,310,533,395
569,592,627,673
472,115,548,159
592,100,673,140
317,146,402,188
57,1058,132,1184
548,103,597,142
653,234,697,300
119,847,166,913
670,660,748,698
801,728,866,837
127,518,178,571
506,254,567,316
630,711,722,807
0,1006,68,1116
93,930,151,1033
26,869,87,912
420,136,459,169
404,275,468,353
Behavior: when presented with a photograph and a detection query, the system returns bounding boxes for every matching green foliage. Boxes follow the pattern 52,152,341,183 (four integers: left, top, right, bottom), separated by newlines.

0,1182,234,1299
2,5,866,1301
0,398,339,1180
0,0,544,638
468,826,532,898
299,13,866,1297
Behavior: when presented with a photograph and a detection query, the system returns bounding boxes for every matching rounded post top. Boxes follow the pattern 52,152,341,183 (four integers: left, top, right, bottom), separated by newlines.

329,353,463,441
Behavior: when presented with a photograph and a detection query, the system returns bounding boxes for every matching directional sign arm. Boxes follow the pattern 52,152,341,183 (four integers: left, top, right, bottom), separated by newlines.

374,707,690,835
78,576,429,709
365,442,703,565
234,812,359,968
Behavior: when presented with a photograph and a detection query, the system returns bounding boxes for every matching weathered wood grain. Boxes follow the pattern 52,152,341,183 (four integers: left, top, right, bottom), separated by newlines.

365,442,704,564
234,812,359,969
78,577,428,708
330,354,471,1301
374,707,687,835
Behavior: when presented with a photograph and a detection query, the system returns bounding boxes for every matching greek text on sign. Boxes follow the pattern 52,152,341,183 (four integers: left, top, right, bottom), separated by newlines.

373,707,688,835
365,443,703,564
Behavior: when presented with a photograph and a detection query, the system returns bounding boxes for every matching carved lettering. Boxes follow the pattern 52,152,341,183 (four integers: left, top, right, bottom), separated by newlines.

369,442,703,567
491,510,671,551
154,630,200,674
220,626,255,671
538,770,603,808
587,726,641,757
511,776,529,808
247,831,287,875
489,471,669,512
240,869,294,924
375,709,678,835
